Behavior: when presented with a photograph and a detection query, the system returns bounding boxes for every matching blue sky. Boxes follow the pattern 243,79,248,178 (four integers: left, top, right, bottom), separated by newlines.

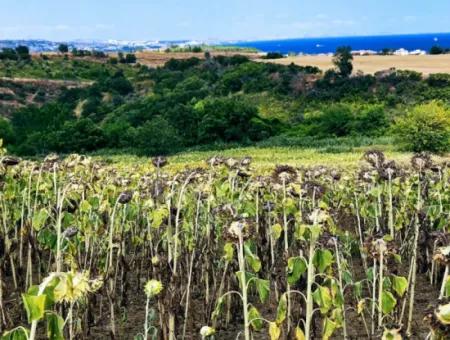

0,0,449,41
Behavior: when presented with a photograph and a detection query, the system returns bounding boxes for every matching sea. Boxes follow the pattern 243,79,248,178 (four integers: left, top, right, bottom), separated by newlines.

230,33,450,54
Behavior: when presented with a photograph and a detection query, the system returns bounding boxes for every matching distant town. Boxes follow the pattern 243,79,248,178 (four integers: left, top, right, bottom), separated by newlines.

0,38,448,56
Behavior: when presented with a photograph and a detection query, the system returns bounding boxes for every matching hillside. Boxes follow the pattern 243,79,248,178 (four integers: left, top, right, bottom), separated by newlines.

0,50,449,157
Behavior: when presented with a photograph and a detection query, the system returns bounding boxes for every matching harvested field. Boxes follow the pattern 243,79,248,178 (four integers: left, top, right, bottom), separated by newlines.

260,54,450,75
136,51,261,67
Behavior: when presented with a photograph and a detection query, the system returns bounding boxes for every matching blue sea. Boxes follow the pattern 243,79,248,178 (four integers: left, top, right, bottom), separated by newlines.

230,33,450,54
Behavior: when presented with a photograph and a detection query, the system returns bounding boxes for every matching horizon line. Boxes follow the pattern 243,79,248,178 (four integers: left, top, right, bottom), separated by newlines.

1,31,449,44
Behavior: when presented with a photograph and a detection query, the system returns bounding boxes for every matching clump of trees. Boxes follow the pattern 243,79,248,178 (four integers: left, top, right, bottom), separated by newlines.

118,52,137,64
58,44,69,54
0,45,30,61
262,52,285,59
430,45,450,55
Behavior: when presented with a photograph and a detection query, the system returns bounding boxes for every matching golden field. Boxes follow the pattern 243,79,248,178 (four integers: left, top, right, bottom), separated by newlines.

259,54,450,75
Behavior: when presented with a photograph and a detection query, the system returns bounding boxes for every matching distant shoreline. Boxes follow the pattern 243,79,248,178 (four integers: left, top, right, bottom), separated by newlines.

1,32,450,55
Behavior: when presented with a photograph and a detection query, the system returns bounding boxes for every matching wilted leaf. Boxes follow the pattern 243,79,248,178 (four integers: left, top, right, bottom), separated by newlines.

391,276,408,298
276,293,287,324
313,249,333,273
323,317,337,340
223,242,234,262
46,312,64,340
245,245,261,273
357,300,365,315
79,200,92,213
248,306,263,331
312,286,332,314
268,322,281,340
150,208,168,228
32,208,48,231
287,257,307,285
212,296,224,320
271,224,282,240
255,278,270,303
1,327,30,340
381,291,397,314
22,294,46,322
294,326,305,340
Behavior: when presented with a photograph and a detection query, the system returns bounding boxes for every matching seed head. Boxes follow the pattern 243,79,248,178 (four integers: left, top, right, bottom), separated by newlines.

144,279,164,298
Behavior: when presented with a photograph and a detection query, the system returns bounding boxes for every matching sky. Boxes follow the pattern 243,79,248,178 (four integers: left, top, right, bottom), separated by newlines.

0,0,449,41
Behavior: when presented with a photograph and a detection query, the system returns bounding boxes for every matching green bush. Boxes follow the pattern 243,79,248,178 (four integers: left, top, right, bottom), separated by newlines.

394,101,450,153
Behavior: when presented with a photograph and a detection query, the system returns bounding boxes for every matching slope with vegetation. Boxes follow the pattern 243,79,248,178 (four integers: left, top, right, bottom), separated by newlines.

0,46,449,156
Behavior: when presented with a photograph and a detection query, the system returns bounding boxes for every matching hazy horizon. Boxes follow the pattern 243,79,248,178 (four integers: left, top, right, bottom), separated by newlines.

1,0,449,41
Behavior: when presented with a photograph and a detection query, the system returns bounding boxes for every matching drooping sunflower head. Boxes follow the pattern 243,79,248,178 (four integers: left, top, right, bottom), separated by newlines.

53,271,103,304
433,246,450,265
152,156,168,168
224,219,254,242
411,152,432,171
240,156,252,168
1,156,21,167
363,150,385,169
378,160,399,180
206,156,225,167
118,190,133,204
272,165,297,184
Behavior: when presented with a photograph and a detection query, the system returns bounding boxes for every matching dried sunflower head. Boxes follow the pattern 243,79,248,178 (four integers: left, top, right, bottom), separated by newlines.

144,279,164,299
272,165,297,184
225,158,239,169
329,169,341,181
224,219,254,242
302,181,326,199
240,156,252,167
379,160,399,180
51,271,102,304
1,156,20,167
411,152,432,171
364,150,385,169
206,156,224,167
118,191,133,204
433,246,450,265
152,156,168,168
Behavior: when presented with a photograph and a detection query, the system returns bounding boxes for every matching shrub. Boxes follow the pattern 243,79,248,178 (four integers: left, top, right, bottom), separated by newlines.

0,118,14,144
394,101,450,153
263,52,284,59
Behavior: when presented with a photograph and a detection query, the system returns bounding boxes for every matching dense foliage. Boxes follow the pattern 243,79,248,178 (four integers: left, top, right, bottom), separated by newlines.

0,51,449,156
394,101,450,153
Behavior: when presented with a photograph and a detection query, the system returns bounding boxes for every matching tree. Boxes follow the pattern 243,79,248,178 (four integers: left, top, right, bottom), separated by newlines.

15,45,31,60
135,116,181,155
430,45,444,55
394,101,450,153
124,53,137,64
58,44,69,54
53,118,106,152
333,46,353,77
195,97,271,143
